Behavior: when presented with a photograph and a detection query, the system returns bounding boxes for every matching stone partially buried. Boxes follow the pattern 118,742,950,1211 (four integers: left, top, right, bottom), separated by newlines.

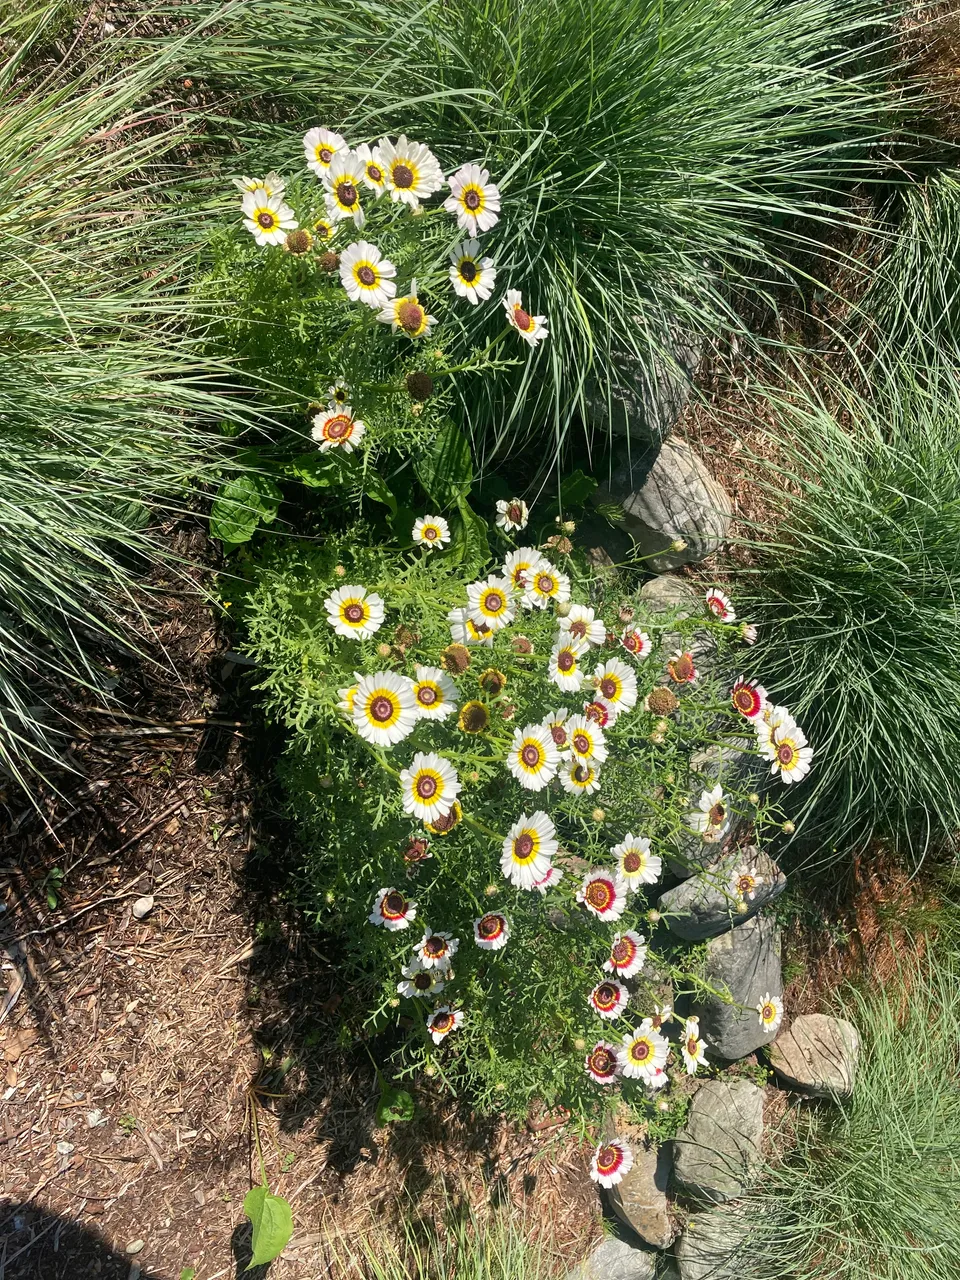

768,1012,859,1099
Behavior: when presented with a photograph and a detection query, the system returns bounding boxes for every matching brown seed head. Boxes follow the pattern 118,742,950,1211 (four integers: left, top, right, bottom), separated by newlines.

441,643,471,674
645,687,679,717
405,371,435,401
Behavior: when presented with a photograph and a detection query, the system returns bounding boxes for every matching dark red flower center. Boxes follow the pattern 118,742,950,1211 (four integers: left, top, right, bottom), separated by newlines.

398,301,425,333
478,915,502,939
513,833,534,859
432,1011,454,1033
513,306,533,331
336,181,358,208
464,188,481,210
558,650,575,673
416,775,438,799
257,211,276,229
424,936,447,956
612,938,634,964
392,163,414,189
319,146,333,163
595,984,618,1008
325,415,351,439
484,591,504,613
550,724,568,746
417,685,438,706
586,880,614,911
343,602,365,622
570,620,587,640
709,802,726,826
370,695,396,723
777,742,795,765
573,732,590,755
384,892,406,916
521,743,542,768
357,264,377,286
413,971,433,991
600,677,617,699
590,1048,616,1075
596,1144,620,1173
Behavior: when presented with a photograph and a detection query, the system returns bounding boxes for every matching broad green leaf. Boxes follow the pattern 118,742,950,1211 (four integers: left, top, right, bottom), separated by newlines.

559,468,598,509
210,474,282,546
453,496,489,568
363,469,398,514
180,1269,197,1280
243,1184,293,1269
415,419,473,504
287,452,343,489
376,1086,415,1125
390,505,417,545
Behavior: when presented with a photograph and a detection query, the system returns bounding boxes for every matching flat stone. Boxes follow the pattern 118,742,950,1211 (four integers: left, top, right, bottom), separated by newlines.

606,1141,677,1248
768,1013,859,1099
691,915,782,1059
675,1203,753,1280
672,1080,764,1205
567,1235,656,1280
600,438,732,572
132,895,154,920
659,848,786,940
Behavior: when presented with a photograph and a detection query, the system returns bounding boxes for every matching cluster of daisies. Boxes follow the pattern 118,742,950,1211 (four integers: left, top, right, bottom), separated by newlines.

323,509,810,1086
234,128,547,401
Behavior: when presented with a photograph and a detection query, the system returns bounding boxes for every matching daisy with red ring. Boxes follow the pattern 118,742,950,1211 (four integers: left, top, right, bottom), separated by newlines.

770,721,814,785
588,979,629,1020
583,699,614,728
501,811,557,889
620,629,652,660
590,1138,633,1188
681,1016,709,1075
414,928,459,969
369,887,417,931
667,649,699,684
506,722,560,791
603,930,647,980
473,912,510,951
427,1004,464,1045
502,289,548,348
705,587,736,622
584,1042,622,1085
619,1021,670,1081
399,752,461,823
731,676,768,720
311,405,366,452
549,639,587,692
532,866,564,894
577,870,627,921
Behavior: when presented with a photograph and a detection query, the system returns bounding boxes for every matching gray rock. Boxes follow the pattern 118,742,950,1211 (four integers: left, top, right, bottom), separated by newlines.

629,956,674,1022
691,916,783,1060
656,1259,682,1280
585,337,703,445
131,895,154,920
675,1203,753,1280
670,740,764,879
567,1235,656,1280
768,1013,859,1099
600,438,732,572
673,1080,765,1205
606,1141,678,1249
659,848,786,941
639,574,700,617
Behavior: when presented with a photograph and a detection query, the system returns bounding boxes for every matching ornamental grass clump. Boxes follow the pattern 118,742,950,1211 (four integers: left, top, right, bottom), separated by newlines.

239,510,812,1127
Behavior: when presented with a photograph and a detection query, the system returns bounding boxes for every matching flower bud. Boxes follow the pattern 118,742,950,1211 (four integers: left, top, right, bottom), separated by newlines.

319,774,334,789
782,820,796,834
670,538,688,553
573,1038,586,1052
469,770,479,783
388,997,400,1008
646,909,661,924
649,731,665,745
334,564,346,577
561,520,576,535
663,772,675,786
655,719,669,733
377,642,392,658
591,807,605,823
748,792,760,805
657,1099,671,1113
555,600,572,617
485,883,499,897
424,1064,436,1077
324,889,335,904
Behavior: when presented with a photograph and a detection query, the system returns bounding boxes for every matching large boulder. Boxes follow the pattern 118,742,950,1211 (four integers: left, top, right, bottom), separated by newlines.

768,1013,859,1099
567,1235,656,1280
674,1203,754,1280
585,337,703,446
659,848,786,941
598,438,732,572
691,915,782,1059
606,1141,677,1249
672,1080,764,1205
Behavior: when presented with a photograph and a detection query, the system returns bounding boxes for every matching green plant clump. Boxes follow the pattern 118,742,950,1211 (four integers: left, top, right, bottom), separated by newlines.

237,510,804,1125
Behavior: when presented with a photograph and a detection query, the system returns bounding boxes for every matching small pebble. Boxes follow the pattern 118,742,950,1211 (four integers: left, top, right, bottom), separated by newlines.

56,1141,75,1155
132,896,154,920
101,1070,117,1085
86,1109,106,1128
126,1239,145,1255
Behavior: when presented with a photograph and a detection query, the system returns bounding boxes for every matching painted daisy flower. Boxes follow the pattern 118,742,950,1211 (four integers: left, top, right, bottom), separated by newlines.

502,289,548,348
583,699,613,728
414,929,460,969
500,811,557,890
577,870,627,921
466,575,515,632
458,700,490,734
603,930,647,980
559,758,601,795
532,865,564,894
770,722,814,785
503,547,546,594
447,607,494,648
313,216,337,243
241,187,297,247
233,171,285,198
565,713,608,765
449,239,497,304
369,887,417,931
741,623,758,645
705,587,736,623
400,752,461,822
444,163,501,236
619,1022,670,1080
584,1042,622,1086
681,1016,708,1075
311,405,365,452
667,649,699,684
473,912,510,951
337,682,358,715
339,241,397,309
324,584,385,639
559,605,606,648
375,135,445,208
687,784,731,839
590,1138,633,1189
524,564,570,609
731,676,768,720
620,629,652,660
378,280,436,339
757,992,784,1033
588,979,630,1021
427,1004,464,1044
611,835,661,889
549,639,587,692
650,1004,673,1032
426,801,462,836
397,961,446,1000
593,658,638,716
733,864,763,902
328,379,350,406
755,704,796,761
647,1067,670,1092
354,142,386,194
496,498,529,532
402,836,432,865
411,664,458,721
352,670,417,748
304,126,347,176
413,515,451,549
323,150,367,227
541,708,572,752
506,723,560,791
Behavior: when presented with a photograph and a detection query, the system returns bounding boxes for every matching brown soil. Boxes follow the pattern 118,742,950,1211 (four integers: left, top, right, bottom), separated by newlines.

0,521,599,1280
